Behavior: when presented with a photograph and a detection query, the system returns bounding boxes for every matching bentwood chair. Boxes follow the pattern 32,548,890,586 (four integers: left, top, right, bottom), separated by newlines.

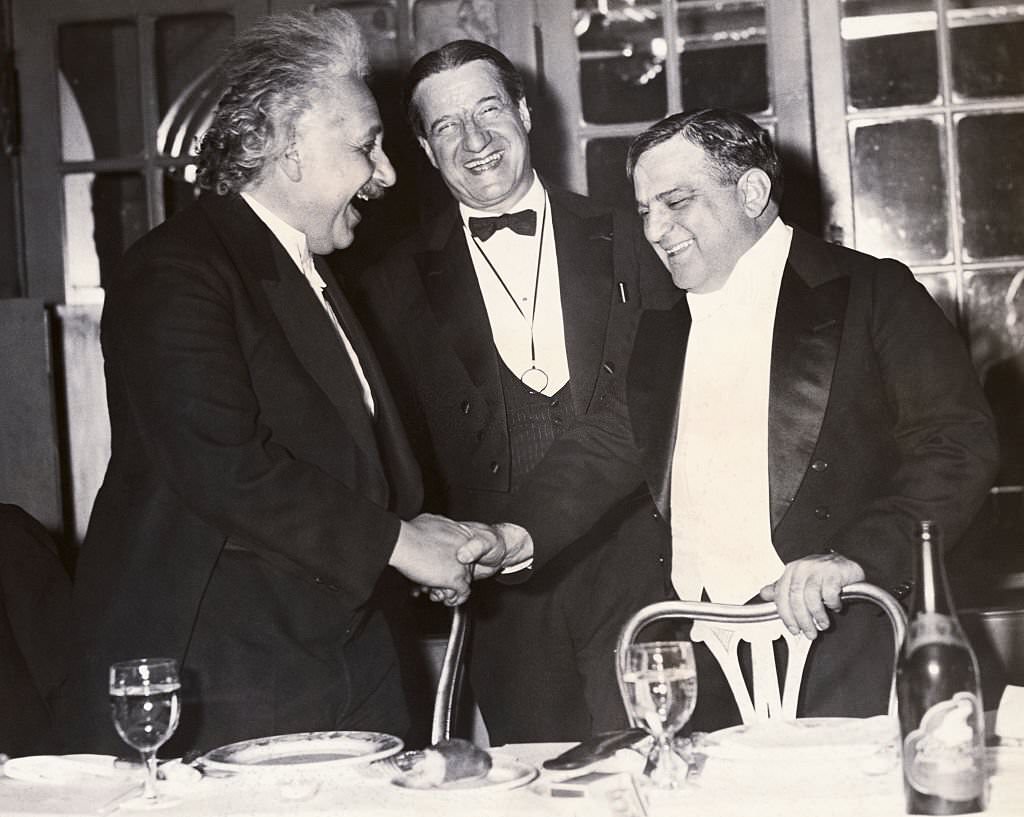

430,604,470,744
616,582,908,724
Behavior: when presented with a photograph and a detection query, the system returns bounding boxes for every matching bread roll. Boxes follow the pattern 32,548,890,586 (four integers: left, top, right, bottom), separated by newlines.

417,738,492,786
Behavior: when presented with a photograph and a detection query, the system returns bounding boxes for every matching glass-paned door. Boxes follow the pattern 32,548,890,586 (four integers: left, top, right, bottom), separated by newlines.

535,0,813,227
14,0,269,305
809,0,1024,596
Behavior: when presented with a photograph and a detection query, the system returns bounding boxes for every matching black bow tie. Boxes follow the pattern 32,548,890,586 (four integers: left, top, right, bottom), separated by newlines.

467,209,537,241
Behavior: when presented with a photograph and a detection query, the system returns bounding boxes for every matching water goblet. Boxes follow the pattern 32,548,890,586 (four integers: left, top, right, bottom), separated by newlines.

109,658,182,807
619,640,697,789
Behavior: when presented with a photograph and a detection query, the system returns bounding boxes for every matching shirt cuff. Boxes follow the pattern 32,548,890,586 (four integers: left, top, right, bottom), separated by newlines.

500,557,534,574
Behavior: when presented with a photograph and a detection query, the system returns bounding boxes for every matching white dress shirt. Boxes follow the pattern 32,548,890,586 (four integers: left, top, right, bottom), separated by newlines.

460,174,570,397
670,218,793,603
241,192,375,415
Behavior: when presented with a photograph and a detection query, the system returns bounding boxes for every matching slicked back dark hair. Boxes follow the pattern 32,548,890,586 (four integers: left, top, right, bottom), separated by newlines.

196,8,369,196
626,108,784,204
403,39,526,138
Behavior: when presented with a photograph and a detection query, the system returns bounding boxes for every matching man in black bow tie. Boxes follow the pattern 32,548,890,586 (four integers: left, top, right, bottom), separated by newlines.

354,40,673,744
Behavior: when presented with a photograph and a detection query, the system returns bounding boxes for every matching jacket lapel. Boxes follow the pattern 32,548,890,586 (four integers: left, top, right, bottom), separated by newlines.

768,231,848,531
199,194,383,477
629,295,690,520
318,259,422,516
261,246,379,455
548,190,614,415
417,204,503,407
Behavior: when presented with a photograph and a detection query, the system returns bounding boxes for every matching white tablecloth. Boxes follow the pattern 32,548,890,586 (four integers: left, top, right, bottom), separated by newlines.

2,739,1022,816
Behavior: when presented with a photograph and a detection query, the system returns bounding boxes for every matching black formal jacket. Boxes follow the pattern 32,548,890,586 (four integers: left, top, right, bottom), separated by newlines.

357,185,671,525
507,226,1000,717
65,192,421,751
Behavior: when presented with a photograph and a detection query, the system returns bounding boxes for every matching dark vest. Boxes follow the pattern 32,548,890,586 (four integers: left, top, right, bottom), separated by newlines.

499,363,577,490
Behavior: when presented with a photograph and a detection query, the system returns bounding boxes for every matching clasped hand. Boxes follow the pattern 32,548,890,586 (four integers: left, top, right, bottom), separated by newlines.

389,514,530,606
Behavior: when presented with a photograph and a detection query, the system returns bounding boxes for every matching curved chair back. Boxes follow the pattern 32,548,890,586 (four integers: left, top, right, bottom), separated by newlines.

616,582,907,724
430,604,469,744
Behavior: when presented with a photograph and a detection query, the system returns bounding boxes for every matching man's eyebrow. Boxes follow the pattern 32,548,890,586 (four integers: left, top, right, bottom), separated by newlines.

426,94,508,130
655,187,689,202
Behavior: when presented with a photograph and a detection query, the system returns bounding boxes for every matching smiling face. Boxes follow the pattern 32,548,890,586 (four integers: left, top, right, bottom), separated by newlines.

633,134,770,294
286,76,396,254
412,61,533,213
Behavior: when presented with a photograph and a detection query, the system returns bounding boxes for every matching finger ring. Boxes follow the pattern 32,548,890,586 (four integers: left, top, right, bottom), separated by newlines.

456,523,473,537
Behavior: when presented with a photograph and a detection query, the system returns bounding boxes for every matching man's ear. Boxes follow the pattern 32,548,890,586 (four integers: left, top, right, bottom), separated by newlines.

417,135,439,170
737,168,772,219
518,98,532,133
281,140,302,183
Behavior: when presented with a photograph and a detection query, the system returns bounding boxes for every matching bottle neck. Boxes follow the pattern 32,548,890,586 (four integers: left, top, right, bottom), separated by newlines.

914,521,956,618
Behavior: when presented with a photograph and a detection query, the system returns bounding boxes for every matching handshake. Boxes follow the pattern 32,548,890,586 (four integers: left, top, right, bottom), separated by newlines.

388,513,533,607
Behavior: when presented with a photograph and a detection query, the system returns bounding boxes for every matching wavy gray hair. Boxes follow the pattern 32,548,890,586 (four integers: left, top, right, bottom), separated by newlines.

196,8,369,195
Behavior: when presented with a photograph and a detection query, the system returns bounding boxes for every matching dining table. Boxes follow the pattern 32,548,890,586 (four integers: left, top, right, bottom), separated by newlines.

2,719,1023,817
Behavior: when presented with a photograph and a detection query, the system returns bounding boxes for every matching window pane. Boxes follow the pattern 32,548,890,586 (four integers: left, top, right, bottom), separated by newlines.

413,0,496,55
577,0,666,124
339,2,399,65
59,20,141,159
63,173,147,291
156,14,233,160
841,1,939,109
850,118,948,264
677,1,769,113
949,1,1024,100
964,267,1024,484
586,137,634,209
959,113,1024,262
916,270,959,329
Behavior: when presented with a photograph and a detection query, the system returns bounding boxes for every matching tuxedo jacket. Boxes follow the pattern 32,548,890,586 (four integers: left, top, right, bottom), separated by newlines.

508,226,999,717
357,185,671,523
356,186,674,740
65,193,421,752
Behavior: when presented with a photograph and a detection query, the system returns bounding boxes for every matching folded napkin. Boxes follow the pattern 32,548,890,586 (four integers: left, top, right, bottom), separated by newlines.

699,715,898,761
693,718,902,801
996,684,1024,742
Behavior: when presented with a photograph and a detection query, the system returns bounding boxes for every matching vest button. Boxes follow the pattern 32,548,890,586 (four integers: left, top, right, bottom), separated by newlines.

811,459,828,472
814,505,831,520
602,361,615,374
461,400,471,414
490,462,501,474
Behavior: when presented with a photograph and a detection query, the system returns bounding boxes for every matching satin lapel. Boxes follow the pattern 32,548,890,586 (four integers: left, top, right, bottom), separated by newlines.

768,262,848,531
261,244,379,462
317,258,422,515
199,194,385,477
549,192,614,416
417,209,500,392
629,296,691,520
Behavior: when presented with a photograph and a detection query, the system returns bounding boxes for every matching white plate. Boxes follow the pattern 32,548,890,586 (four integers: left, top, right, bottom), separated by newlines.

704,715,897,760
390,756,538,793
2,754,129,784
199,730,403,775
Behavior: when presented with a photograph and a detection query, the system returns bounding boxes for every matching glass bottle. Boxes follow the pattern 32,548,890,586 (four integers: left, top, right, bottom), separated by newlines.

896,520,988,814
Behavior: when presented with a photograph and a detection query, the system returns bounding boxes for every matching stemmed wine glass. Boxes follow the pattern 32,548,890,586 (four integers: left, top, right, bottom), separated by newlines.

109,658,182,807
619,640,697,789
